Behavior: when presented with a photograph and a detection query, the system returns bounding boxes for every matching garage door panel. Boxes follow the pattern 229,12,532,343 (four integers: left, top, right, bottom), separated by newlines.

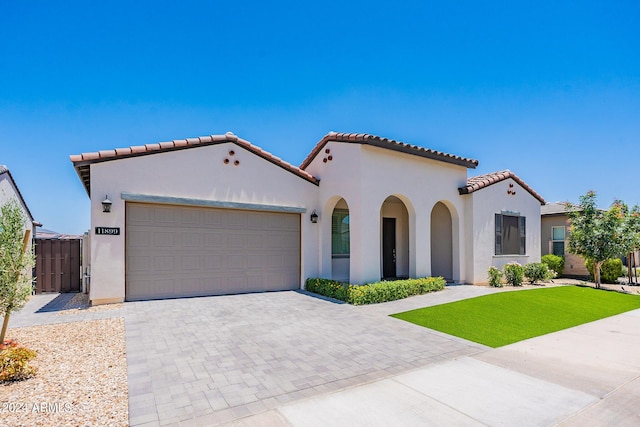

126,203,300,301
153,231,175,247
181,232,203,248
128,255,151,273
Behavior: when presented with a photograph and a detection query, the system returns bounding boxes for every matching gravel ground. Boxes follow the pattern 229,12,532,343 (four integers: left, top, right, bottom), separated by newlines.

56,293,123,316
0,318,128,427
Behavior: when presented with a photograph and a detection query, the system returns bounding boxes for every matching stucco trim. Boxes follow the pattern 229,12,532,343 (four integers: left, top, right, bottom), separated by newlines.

120,192,308,214
90,297,124,306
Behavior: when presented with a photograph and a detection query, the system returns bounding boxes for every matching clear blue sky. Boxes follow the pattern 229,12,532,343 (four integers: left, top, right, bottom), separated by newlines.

1,1,638,234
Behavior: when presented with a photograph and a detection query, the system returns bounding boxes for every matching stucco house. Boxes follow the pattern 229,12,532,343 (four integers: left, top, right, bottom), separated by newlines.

0,165,38,264
540,202,588,277
541,202,639,278
70,132,545,304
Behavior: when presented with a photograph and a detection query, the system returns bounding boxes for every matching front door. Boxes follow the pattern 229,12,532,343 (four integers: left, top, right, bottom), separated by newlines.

382,217,396,279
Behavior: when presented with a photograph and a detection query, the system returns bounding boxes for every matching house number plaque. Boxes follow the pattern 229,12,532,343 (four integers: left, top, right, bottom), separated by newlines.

95,227,120,235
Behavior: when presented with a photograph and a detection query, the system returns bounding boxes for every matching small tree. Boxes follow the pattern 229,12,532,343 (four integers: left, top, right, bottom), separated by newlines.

0,199,34,343
566,191,625,288
619,203,640,284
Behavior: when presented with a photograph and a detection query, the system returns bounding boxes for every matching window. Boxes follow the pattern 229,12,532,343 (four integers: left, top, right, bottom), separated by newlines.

495,213,526,255
332,209,350,256
552,226,565,256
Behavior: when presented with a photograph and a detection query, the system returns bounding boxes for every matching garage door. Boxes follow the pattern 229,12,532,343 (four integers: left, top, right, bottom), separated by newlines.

125,202,301,301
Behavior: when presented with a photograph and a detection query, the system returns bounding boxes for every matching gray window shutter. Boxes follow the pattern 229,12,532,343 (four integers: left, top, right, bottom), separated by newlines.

495,214,502,255
519,216,526,255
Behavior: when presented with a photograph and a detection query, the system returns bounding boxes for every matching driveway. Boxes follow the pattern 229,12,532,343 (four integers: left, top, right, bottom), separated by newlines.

12,286,640,426
124,287,491,426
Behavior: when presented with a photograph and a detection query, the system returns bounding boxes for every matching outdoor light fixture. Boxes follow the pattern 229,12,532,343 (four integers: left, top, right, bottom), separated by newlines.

310,210,318,223
102,195,112,213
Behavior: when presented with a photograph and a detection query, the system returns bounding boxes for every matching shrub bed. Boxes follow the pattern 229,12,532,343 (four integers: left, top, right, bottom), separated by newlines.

0,339,37,382
524,262,555,284
305,277,446,305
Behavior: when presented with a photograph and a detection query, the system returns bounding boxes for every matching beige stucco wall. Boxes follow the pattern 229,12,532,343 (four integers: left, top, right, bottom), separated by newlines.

89,143,319,304
540,215,588,276
464,177,542,284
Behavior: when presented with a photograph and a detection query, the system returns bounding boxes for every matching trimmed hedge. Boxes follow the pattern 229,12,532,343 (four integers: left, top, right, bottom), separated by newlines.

305,277,446,305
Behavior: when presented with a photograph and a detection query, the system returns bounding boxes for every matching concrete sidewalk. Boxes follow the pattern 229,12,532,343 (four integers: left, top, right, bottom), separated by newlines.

224,308,640,427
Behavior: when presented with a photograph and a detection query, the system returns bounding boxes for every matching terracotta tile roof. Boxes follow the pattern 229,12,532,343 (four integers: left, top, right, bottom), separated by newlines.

458,169,546,205
70,132,319,194
300,131,479,170
0,165,35,221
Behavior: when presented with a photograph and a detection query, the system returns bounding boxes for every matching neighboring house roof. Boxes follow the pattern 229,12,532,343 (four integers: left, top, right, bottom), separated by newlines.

36,227,82,240
0,164,35,222
541,201,582,216
458,169,546,205
299,132,479,170
70,132,319,195
541,202,570,216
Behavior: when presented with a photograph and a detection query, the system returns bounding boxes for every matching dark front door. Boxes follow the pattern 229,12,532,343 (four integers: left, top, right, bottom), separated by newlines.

382,217,396,279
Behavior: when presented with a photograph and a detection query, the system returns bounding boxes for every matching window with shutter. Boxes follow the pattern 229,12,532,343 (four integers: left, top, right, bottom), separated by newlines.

495,213,527,255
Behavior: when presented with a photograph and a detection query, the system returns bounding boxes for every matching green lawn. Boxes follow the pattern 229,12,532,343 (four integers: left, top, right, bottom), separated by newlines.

390,286,640,348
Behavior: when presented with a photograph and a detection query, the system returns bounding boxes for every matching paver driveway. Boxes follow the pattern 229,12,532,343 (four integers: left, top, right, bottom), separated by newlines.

125,289,487,426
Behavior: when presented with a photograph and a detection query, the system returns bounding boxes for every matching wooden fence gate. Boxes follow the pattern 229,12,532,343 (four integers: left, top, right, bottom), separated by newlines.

35,238,81,293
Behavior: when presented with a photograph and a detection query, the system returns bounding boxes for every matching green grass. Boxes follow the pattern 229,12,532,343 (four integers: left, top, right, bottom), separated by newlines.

390,286,640,348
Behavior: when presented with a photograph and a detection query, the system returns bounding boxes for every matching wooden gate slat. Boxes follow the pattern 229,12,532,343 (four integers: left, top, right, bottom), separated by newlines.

35,238,82,293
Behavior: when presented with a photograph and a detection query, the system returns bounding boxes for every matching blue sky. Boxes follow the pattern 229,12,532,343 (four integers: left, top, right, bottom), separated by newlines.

1,1,638,234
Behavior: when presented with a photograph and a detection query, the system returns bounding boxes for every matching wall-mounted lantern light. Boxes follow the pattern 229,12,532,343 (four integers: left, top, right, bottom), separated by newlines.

102,195,112,213
310,210,318,223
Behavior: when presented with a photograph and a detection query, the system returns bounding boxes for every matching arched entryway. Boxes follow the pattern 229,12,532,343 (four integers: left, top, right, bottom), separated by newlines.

331,198,350,281
380,196,410,279
430,202,453,281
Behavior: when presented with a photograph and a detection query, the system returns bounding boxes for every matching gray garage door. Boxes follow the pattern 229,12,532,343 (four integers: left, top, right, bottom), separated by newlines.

125,202,301,301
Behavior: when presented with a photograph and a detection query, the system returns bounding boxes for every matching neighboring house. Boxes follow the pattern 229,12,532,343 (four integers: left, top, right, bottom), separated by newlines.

540,202,589,277
70,131,545,304
541,202,640,279
0,165,38,258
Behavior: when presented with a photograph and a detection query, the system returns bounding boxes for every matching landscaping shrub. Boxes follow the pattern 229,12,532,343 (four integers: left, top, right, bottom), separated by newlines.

524,263,555,284
304,278,350,302
348,277,446,305
503,262,525,286
541,254,565,277
487,266,503,287
0,340,37,382
305,277,446,305
586,258,623,284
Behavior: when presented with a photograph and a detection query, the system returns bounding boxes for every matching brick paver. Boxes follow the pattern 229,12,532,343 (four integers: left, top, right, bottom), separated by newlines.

123,288,487,426
9,286,493,426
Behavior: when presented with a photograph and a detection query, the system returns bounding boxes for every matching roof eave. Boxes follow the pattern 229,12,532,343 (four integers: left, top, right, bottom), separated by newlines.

300,132,479,170
0,168,36,222
458,172,546,205
70,135,319,197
